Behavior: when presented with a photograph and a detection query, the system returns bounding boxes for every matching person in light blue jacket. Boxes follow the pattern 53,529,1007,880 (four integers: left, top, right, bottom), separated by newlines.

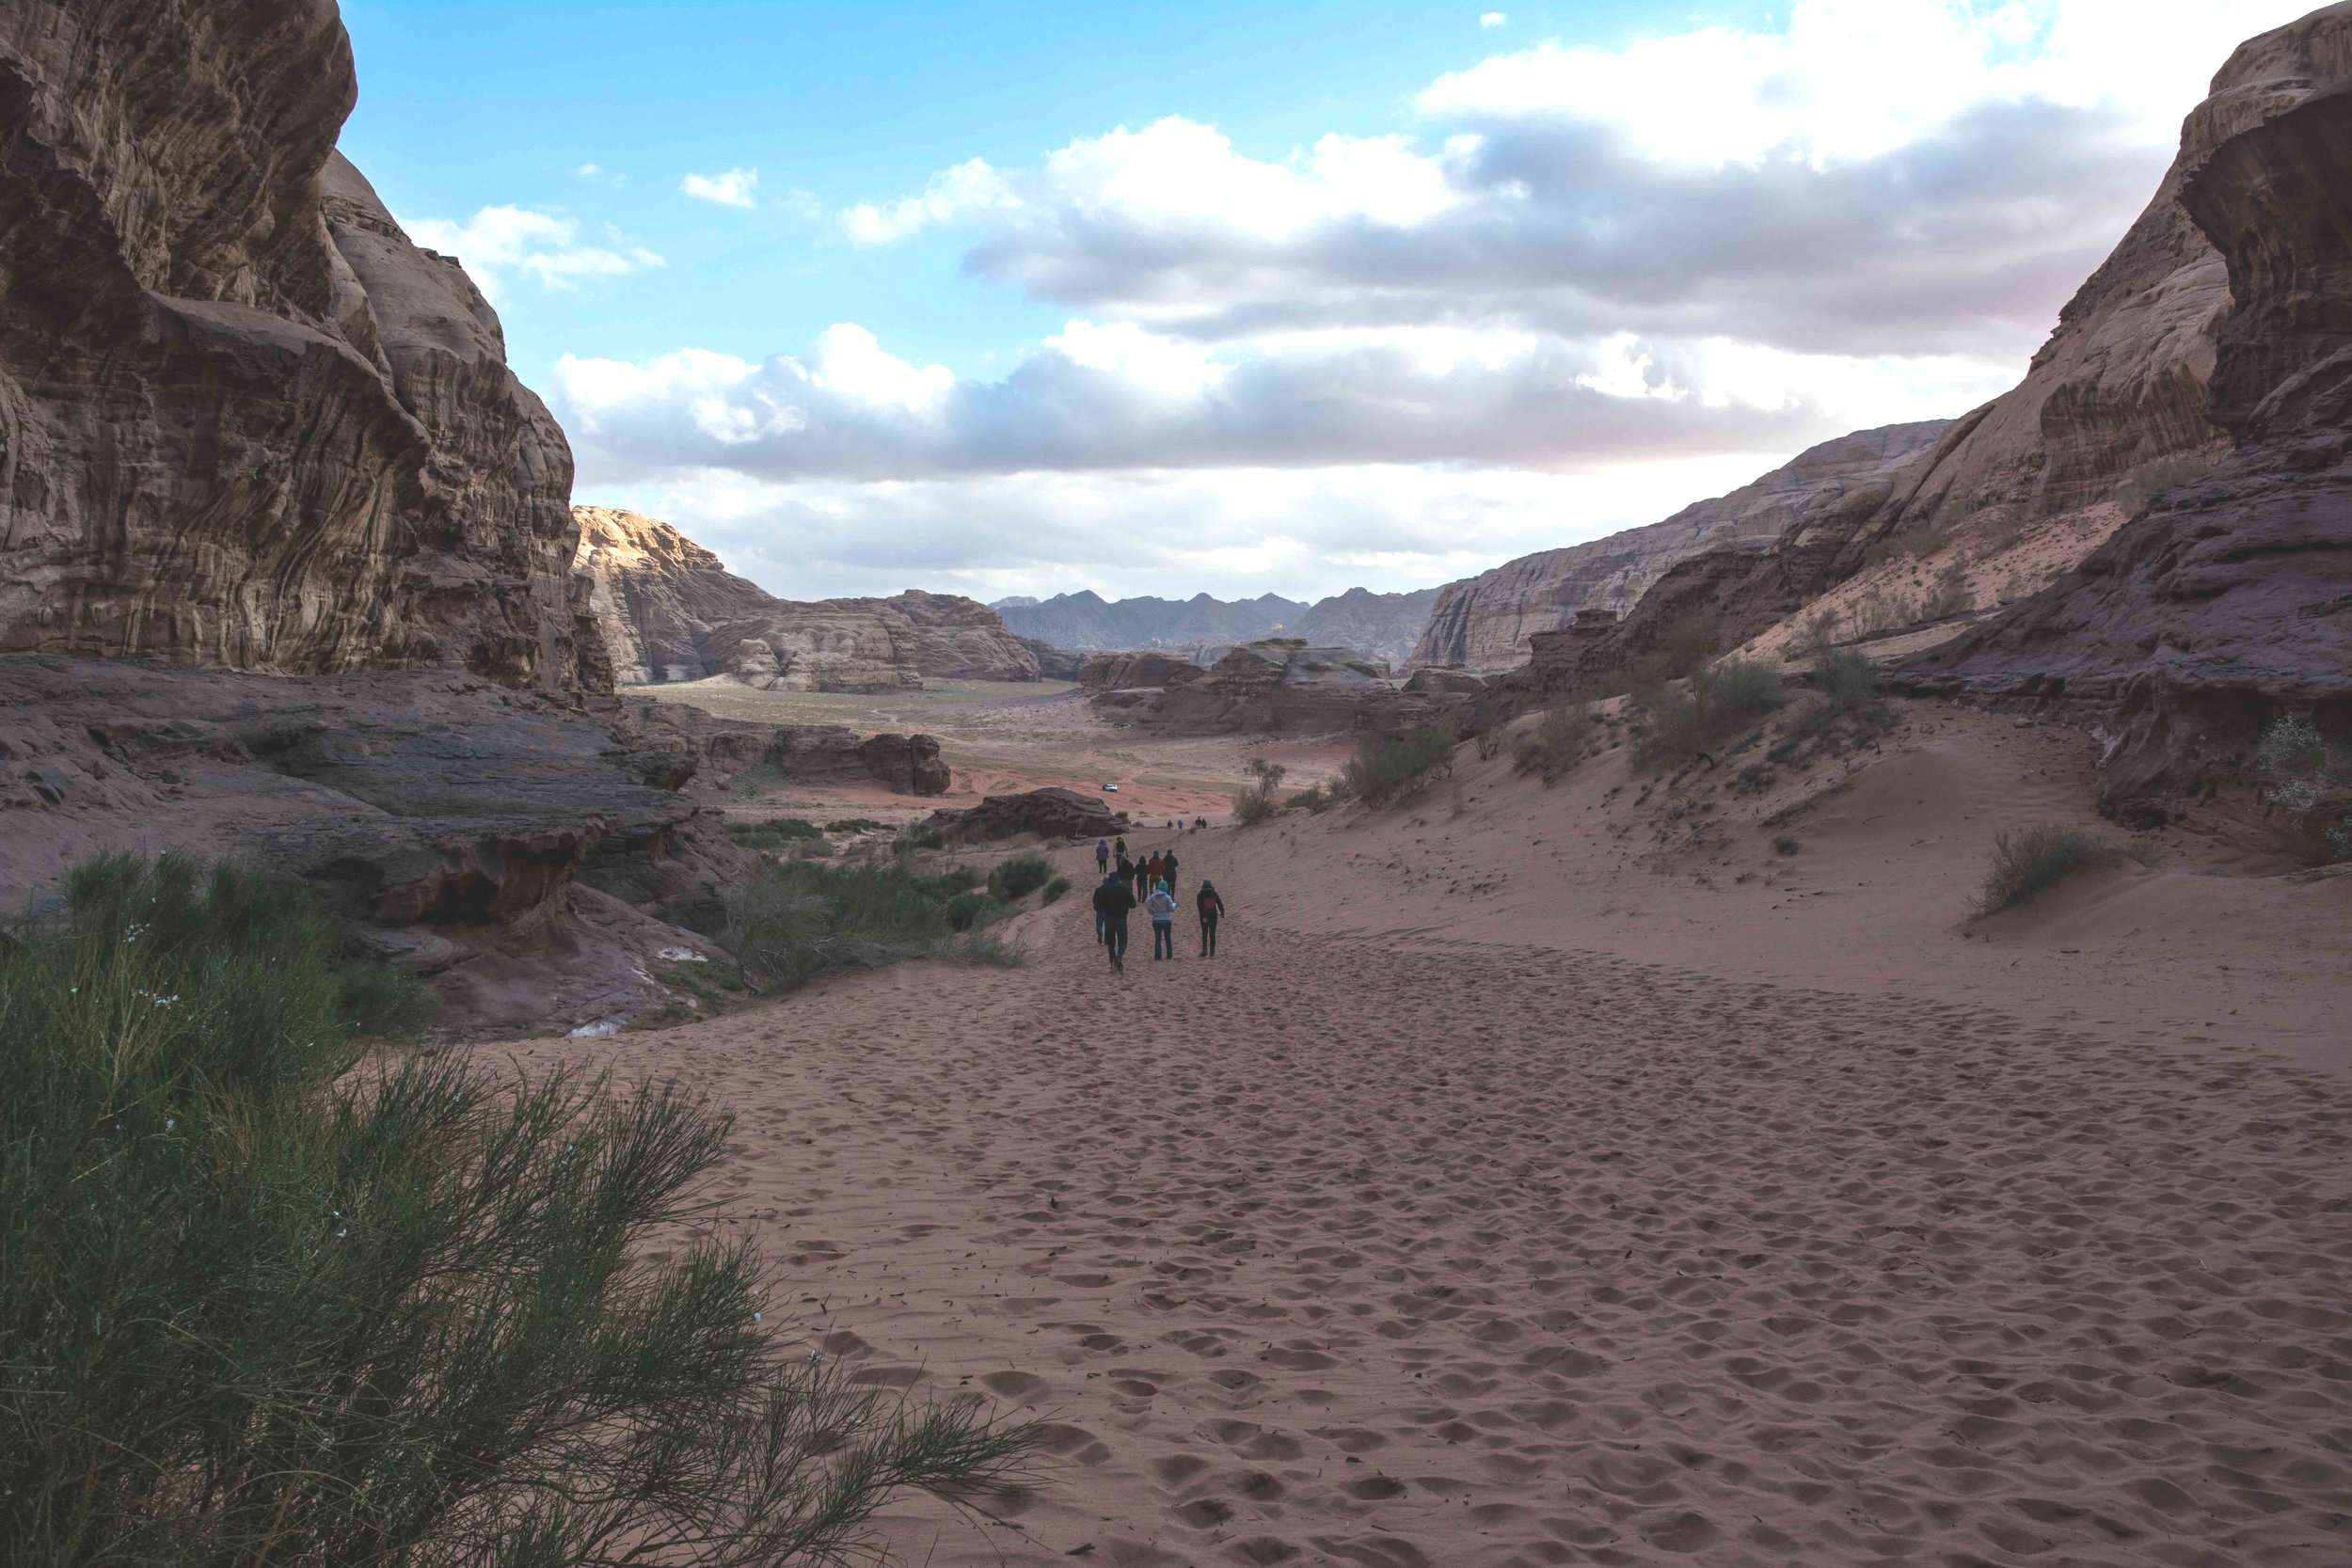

1146,878,1178,959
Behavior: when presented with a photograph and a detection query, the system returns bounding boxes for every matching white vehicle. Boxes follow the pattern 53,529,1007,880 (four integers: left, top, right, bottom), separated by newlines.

1101,783,1120,792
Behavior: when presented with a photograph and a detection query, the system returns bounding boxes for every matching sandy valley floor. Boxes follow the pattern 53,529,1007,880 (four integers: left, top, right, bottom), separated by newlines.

497,690,2352,1567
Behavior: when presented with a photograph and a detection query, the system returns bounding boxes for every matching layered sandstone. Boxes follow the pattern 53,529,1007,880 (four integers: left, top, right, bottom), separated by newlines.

0,5,598,689
1413,422,1950,672
1114,640,1473,736
1077,650,1210,692
572,505,1068,689
1907,26,2352,816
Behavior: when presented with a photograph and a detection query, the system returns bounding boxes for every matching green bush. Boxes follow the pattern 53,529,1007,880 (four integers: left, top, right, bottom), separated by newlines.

1513,705,1593,784
987,853,1055,901
825,817,888,834
723,860,1017,993
1921,560,1976,620
947,889,998,931
2251,711,2352,862
0,854,1030,1563
1633,658,1786,768
729,816,823,850
1621,618,1717,695
1975,824,2124,914
1233,756,1287,827
1774,834,1802,855
1811,648,1882,712
1342,725,1456,807
1289,783,1333,814
1041,876,1072,904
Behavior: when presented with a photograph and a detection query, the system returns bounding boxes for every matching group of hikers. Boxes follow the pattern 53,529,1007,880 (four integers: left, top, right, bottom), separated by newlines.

1090,834,1223,973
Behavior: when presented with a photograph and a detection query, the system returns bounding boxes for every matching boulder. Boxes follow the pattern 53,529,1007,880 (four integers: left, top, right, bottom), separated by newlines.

1903,16,2352,816
0,8,599,690
926,786,1118,844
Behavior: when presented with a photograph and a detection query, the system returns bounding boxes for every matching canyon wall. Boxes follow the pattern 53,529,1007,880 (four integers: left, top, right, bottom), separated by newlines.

0,2,600,689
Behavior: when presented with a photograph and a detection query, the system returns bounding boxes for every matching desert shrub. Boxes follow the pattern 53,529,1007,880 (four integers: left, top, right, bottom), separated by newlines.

947,889,998,931
723,860,1015,993
1811,648,1882,711
987,853,1055,901
1707,657,1785,718
1289,783,1333,814
1864,526,1946,568
1622,618,1717,695
1233,756,1288,827
1921,560,1976,620
1632,659,1785,769
1975,824,2124,914
825,817,888,834
730,816,823,850
2113,453,2213,514
0,854,1028,1564
1845,584,1918,638
1790,605,1842,654
1513,705,1594,784
1041,876,1072,904
1469,690,1512,761
893,823,947,853
1774,834,1802,856
1342,725,1456,807
2251,712,2352,862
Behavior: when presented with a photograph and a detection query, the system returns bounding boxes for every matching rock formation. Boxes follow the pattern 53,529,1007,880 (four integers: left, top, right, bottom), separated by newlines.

925,786,1119,845
998,587,1437,664
0,654,947,1035
1077,650,1210,692
1905,9,2352,816
1113,640,1473,736
1517,3,2352,708
0,7,600,690
1414,422,1951,673
572,505,1069,689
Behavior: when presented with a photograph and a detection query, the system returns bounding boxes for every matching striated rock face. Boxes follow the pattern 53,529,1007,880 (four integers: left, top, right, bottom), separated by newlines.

0,5,598,690
572,505,1059,689
1415,423,1951,673
1077,650,1210,691
926,786,1119,845
1118,640,1472,736
1527,4,2352,703
1906,29,2352,816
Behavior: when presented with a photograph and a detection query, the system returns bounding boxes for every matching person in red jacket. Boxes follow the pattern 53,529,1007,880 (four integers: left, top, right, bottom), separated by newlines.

1195,879,1225,957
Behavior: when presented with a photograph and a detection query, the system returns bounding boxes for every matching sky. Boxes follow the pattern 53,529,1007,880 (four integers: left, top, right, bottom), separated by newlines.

338,0,2310,605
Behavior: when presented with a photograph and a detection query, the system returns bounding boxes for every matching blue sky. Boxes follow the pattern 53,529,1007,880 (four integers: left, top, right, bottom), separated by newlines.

337,1,2305,604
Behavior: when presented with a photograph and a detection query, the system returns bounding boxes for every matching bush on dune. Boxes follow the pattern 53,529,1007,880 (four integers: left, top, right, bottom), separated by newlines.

1512,705,1594,784
1633,657,1787,769
987,853,1055,901
723,859,1018,993
0,853,1032,1564
1974,824,2136,915
1041,876,1072,904
1233,757,1287,827
1342,725,1456,807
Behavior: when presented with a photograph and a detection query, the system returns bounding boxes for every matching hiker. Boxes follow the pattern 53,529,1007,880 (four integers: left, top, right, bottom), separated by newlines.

1133,853,1151,902
1147,878,1178,959
1159,846,1180,896
1114,834,1128,861
1145,849,1164,894
1096,837,1110,875
1093,870,1136,972
1115,850,1135,892
1197,879,1225,957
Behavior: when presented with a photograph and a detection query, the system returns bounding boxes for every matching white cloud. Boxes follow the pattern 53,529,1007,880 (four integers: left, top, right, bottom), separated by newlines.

681,166,760,207
576,162,601,177
1480,11,1507,27
403,205,663,303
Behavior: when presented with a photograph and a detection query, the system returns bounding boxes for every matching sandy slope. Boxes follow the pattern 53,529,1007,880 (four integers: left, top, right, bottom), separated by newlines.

505,716,2352,1566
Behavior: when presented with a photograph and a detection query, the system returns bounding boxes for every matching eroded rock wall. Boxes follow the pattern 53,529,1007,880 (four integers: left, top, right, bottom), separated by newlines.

0,1,598,689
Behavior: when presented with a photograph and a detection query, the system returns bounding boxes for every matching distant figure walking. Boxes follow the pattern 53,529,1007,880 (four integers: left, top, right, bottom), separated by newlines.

1133,853,1152,902
1159,847,1180,896
1115,851,1135,892
1114,834,1128,861
1147,879,1178,959
1197,879,1225,957
1093,871,1136,972
1096,837,1110,875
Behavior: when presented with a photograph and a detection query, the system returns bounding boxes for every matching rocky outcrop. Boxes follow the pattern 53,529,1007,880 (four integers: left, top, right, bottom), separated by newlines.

0,6,599,690
1078,650,1210,691
1522,5,2352,706
1415,422,1951,673
1289,588,1439,665
1905,19,2352,817
0,655,950,1034
998,587,1437,664
572,505,1060,689
925,786,1118,845
1116,640,1472,736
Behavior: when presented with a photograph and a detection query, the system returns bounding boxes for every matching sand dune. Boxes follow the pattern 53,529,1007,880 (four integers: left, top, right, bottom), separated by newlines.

507,784,2352,1564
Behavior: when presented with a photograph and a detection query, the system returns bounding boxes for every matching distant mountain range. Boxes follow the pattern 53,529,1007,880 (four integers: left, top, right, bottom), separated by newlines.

993,587,1441,665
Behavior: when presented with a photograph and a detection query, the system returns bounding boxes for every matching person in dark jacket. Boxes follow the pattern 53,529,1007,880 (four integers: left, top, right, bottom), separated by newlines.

1196,879,1225,957
1096,837,1110,875
1159,847,1180,897
1093,872,1136,972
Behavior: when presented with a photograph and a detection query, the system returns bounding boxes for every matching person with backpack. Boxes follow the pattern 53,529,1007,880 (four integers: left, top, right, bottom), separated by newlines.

1158,846,1180,897
1093,870,1136,972
1133,852,1152,902
1114,834,1128,862
1146,878,1178,959
1196,879,1225,957
1096,837,1110,876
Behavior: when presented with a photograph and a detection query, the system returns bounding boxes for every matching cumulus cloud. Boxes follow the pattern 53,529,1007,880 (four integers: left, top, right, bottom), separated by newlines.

404,206,662,303
681,166,760,207
1480,12,1507,27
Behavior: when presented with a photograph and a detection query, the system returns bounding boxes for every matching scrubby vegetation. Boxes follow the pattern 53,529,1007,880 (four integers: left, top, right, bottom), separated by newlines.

1288,782,1335,814
825,817,888,834
1513,705,1594,784
2112,453,2213,514
723,859,1017,993
1632,657,1787,769
1617,618,1717,694
1864,525,1947,568
2252,711,2352,863
0,854,1029,1564
1341,725,1456,807
730,816,824,849
1041,876,1072,904
987,853,1056,901
1234,757,1287,826
1974,824,2129,914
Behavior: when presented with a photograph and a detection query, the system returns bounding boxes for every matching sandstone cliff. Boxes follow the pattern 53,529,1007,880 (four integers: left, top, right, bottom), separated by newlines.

1413,422,1950,672
1525,3,2352,704
0,3,599,690
1906,13,2352,816
1108,639,1472,736
572,505,1067,689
